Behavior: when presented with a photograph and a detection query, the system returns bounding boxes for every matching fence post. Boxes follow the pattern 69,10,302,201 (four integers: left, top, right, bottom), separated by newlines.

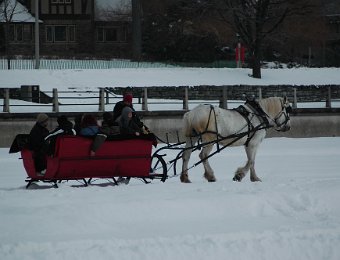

258,87,262,100
99,88,105,111
326,86,332,108
3,88,10,112
52,88,59,113
219,86,228,109
293,88,297,109
105,89,109,104
183,87,189,110
142,88,148,111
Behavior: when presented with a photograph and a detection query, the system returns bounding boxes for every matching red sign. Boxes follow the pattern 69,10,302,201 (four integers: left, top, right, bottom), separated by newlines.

235,45,245,62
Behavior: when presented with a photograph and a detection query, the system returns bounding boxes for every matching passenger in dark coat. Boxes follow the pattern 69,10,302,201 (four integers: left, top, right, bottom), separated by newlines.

28,113,50,175
45,115,76,155
118,106,142,136
46,115,76,139
90,112,120,156
113,92,134,122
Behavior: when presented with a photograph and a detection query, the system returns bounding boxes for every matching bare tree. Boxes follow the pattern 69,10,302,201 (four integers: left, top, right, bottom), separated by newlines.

0,0,31,69
0,0,19,69
217,0,317,78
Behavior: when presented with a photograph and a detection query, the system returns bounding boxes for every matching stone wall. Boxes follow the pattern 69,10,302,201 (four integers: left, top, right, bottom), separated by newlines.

1,110,340,148
110,85,340,102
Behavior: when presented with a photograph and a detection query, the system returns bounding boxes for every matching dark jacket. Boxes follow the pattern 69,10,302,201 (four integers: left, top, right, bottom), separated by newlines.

28,122,50,172
28,123,49,152
118,106,142,135
45,118,76,155
113,101,132,122
91,118,120,153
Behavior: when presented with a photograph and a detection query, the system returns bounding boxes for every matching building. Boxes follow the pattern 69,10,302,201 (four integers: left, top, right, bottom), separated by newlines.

0,0,132,58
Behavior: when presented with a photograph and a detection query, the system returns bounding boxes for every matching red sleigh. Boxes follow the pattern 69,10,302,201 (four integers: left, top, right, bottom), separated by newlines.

12,134,167,188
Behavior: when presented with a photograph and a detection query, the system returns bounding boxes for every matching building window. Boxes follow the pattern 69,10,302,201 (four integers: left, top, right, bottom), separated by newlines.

46,25,75,43
23,25,33,41
97,27,121,42
8,24,33,42
54,26,67,41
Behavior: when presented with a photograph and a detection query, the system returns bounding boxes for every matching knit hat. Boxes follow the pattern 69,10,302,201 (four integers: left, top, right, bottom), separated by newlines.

123,93,133,103
36,113,49,124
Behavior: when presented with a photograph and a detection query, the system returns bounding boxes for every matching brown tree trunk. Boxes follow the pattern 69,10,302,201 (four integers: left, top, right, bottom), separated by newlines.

252,56,261,79
251,42,262,79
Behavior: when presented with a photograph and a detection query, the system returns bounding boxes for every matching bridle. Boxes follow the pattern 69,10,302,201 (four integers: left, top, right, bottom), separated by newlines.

266,101,292,131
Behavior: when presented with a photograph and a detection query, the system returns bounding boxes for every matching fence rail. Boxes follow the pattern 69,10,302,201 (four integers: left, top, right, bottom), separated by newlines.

0,59,236,70
1,86,340,113
0,59,176,70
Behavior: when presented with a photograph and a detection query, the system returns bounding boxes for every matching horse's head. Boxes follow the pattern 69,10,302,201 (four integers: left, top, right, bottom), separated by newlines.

260,97,292,132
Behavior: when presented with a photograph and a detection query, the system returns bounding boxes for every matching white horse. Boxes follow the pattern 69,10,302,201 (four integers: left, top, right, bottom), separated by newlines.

181,97,292,183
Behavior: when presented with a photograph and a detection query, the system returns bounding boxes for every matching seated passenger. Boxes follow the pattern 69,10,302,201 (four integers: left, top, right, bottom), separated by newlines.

45,115,76,155
90,112,120,156
114,92,146,131
28,113,50,176
117,106,142,136
80,114,99,136
113,90,133,122
46,115,76,139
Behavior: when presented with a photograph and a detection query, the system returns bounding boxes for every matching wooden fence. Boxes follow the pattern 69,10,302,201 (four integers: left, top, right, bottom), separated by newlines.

1,86,339,113
0,59,175,70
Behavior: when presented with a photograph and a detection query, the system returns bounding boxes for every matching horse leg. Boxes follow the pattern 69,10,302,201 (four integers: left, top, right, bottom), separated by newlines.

246,145,262,182
181,137,198,183
233,144,261,182
199,144,216,182
233,144,258,182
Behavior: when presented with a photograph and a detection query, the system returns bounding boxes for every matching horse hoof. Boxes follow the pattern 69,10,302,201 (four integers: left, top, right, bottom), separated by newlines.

233,176,241,182
180,175,191,183
251,177,262,182
208,177,216,182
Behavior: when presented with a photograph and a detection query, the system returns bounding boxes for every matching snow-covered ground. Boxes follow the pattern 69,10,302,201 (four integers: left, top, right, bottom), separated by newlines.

1,67,340,259
1,67,340,112
1,67,340,90
1,137,340,260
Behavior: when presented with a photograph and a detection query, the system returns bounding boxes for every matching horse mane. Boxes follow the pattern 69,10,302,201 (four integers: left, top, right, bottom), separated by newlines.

258,97,283,118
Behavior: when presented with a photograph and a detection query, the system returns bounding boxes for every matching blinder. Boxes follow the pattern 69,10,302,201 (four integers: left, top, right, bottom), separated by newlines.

273,103,292,130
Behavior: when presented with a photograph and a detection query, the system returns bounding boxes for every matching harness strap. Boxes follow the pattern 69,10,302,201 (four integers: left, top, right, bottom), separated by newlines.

233,101,273,146
203,105,220,151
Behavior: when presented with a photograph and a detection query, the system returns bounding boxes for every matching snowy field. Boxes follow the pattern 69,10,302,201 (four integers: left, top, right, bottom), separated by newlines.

1,67,340,91
1,67,340,259
1,67,340,112
1,137,340,260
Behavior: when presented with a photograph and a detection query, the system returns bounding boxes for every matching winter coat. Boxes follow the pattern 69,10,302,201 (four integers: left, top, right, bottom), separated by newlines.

28,122,49,153
113,101,128,122
90,119,120,153
45,119,76,155
118,106,142,135
80,126,99,136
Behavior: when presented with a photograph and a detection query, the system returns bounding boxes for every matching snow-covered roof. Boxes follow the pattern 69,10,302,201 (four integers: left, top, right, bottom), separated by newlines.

96,0,131,9
0,0,39,23
95,0,131,21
